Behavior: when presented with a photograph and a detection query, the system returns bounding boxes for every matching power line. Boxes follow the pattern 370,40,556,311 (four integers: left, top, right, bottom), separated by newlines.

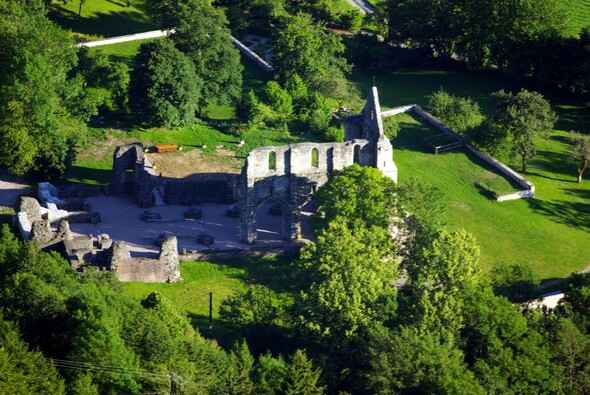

45,358,186,386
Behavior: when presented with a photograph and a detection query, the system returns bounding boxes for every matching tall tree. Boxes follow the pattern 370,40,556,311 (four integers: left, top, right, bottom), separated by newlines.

310,164,398,234
272,13,350,92
479,89,557,172
0,315,66,394
129,39,202,127
0,0,94,177
298,221,398,340
280,350,325,395
151,0,243,112
569,131,590,183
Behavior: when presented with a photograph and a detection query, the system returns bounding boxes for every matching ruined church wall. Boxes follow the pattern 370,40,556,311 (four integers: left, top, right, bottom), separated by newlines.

244,140,373,181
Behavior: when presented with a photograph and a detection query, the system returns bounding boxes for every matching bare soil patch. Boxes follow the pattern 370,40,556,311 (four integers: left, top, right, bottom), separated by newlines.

146,149,241,179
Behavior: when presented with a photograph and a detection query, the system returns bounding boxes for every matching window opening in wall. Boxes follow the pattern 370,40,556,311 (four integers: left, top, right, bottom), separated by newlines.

311,148,319,168
353,145,360,164
268,151,276,170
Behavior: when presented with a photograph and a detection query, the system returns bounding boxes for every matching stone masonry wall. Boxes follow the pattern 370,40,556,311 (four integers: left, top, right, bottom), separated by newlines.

382,104,535,201
109,237,181,283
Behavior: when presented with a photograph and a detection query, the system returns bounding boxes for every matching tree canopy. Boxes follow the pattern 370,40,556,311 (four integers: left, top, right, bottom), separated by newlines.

0,0,96,177
129,39,202,127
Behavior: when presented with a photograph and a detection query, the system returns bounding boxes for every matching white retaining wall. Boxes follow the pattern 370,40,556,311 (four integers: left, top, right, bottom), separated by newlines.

381,105,535,201
75,30,172,48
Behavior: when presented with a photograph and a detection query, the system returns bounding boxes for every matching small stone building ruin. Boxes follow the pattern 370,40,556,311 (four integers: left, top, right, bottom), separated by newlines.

16,186,180,283
111,143,234,207
235,87,398,243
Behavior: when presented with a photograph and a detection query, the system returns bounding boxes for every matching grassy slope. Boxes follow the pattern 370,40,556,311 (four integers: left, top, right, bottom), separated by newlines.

48,0,156,41
347,69,590,278
394,113,590,278
122,260,246,341
122,256,297,346
563,0,590,35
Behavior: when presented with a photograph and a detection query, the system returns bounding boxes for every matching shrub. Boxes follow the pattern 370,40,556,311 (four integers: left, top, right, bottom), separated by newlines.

427,89,482,135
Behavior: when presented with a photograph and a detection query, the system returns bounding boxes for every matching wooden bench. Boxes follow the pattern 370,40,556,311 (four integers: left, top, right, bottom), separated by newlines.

155,144,177,153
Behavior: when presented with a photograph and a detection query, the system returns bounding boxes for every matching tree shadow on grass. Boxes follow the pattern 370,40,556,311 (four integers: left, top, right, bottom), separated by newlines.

530,150,573,177
218,256,305,294
49,8,156,38
393,121,440,153
528,198,590,232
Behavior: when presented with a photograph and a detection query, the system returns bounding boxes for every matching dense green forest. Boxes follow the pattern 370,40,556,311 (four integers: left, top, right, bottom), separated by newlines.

3,167,590,393
2,0,590,393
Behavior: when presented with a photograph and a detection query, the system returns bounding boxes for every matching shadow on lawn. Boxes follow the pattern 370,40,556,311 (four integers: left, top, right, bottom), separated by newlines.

49,7,155,38
528,198,590,232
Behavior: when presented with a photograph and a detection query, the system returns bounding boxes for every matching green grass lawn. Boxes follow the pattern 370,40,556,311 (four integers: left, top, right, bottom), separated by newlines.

122,256,299,345
122,260,247,342
393,112,590,279
90,38,160,69
564,0,590,36
48,0,156,41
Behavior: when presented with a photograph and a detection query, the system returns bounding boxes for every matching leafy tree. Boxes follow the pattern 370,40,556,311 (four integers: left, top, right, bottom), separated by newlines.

310,164,398,234
0,0,93,177
236,90,260,122
272,13,350,89
129,39,202,127
254,353,287,395
397,179,447,255
549,317,590,394
368,325,484,394
263,80,293,117
569,131,590,183
280,350,325,395
462,287,560,393
0,314,66,394
405,229,482,341
157,0,243,111
427,89,482,135
285,74,308,115
490,262,540,302
298,221,397,339
478,89,557,172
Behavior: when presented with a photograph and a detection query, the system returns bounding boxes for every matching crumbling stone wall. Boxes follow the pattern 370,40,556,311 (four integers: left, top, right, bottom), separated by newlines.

236,140,373,243
108,237,181,283
236,87,398,244
111,143,234,207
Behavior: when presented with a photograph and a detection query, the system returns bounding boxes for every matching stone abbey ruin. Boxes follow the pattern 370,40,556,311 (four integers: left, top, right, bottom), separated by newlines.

15,87,535,282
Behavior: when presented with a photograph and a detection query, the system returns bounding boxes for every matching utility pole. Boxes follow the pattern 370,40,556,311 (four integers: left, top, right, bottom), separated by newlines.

209,291,213,339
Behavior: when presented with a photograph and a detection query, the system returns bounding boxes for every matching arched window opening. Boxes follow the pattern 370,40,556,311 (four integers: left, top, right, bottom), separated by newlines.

353,145,361,164
268,151,276,171
311,148,319,168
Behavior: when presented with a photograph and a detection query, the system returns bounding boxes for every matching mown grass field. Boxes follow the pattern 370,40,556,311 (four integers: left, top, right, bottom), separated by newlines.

122,256,298,346
48,0,156,41
348,68,590,278
564,0,590,35
392,113,590,279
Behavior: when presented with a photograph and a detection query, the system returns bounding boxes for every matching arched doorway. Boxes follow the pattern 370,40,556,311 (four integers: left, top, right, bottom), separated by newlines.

255,200,287,242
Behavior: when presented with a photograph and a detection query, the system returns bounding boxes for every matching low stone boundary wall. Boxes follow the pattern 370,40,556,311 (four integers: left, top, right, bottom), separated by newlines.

179,244,303,262
231,36,273,73
381,104,535,201
75,29,172,48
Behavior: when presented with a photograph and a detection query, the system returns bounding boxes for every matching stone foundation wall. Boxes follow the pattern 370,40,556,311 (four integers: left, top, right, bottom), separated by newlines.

382,104,535,201
109,237,181,283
